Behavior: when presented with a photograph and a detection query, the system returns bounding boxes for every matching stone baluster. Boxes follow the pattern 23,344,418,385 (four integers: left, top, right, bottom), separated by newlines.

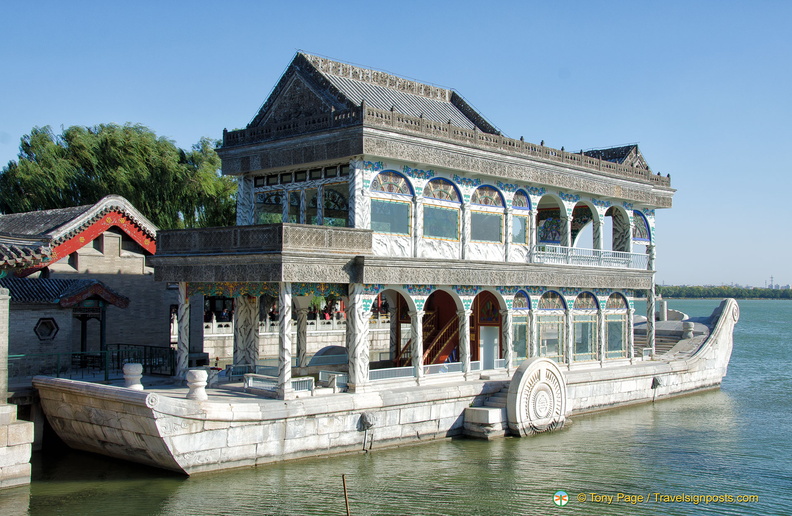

186,369,208,401
123,363,144,390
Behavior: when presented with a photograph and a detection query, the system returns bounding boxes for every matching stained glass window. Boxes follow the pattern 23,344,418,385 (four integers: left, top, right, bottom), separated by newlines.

423,178,460,202
513,291,530,310
255,191,283,224
605,293,628,310
471,186,504,207
574,292,598,310
512,190,530,210
537,291,565,310
371,171,411,195
632,211,650,241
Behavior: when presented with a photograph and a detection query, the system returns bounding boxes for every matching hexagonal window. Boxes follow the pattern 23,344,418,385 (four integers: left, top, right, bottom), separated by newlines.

34,318,59,341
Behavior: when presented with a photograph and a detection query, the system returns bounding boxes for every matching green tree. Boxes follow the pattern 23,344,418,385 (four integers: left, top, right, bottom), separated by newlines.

0,124,236,229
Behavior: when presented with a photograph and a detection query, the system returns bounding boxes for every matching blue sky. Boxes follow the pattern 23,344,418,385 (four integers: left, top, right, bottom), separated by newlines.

1,1,789,287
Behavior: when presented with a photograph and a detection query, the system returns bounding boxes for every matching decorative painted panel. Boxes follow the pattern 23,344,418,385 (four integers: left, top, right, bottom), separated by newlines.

371,171,412,195
605,293,628,309
471,186,504,207
573,292,598,310
537,291,565,310
423,178,461,202
512,190,531,210
632,211,651,241
402,165,434,180
513,291,530,310
188,282,279,298
537,208,562,244
292,283,348,298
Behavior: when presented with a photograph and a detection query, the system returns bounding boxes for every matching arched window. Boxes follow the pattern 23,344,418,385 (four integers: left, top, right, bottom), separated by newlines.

423,178,460,240
471,186,504,243
255,191,283,224
632,211,651,242
323,185,348,227
537,291,565,363
573,292,598,362
512,291,530,362
512,190,531,245
605,293,629,359
371,171,412,235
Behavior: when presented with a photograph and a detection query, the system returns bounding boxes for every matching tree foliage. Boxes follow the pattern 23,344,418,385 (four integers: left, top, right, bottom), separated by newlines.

657,285,792,300
0,124,236,229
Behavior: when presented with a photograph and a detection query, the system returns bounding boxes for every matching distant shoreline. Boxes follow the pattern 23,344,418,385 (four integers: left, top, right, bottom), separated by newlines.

654,286,792,300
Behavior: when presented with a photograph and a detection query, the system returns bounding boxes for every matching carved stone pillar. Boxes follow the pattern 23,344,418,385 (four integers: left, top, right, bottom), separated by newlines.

315,185,324,225
176,282,190,378
388,306,399,360
298,190,306,225
458,309,472,374
348,161,370,229
277,283,293,399
561,214,572,247
413,197,423,258
236,176,255,226
409,310,425,381
500,309,513,372
345,284,370,390
628,308,636,362
528,209,537,263
0,288,9,403
593,220,603,250
528,309,537,357
233,295,259,367
646,244,656,356
461,202,471,260
504,207,513,262
564,308,573,368
295,307,310,368
597,308,606,365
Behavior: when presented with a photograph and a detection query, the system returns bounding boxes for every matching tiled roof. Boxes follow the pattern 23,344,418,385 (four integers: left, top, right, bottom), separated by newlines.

0,194,158,245
583,145,638,164
0,238,52,269
0,205,93,237
0,277,129,308
249,52,499,135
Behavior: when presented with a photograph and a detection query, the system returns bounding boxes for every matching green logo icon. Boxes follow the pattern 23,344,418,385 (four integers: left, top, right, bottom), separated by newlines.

554,490,569,506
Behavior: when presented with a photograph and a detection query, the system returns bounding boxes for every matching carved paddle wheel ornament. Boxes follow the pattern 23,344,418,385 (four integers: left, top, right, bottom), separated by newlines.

507,357,567,436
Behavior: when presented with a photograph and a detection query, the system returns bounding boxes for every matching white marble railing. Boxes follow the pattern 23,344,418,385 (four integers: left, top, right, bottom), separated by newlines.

174,317,393,338
423,362,464,375
369,366,414,381
531,245,648,270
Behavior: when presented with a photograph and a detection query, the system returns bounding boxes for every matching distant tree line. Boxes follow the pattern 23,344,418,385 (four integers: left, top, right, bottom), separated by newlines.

657,285,792,299
0,124,236,229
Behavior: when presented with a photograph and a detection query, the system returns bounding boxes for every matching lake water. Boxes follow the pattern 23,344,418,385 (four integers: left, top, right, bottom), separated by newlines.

3,299,790,515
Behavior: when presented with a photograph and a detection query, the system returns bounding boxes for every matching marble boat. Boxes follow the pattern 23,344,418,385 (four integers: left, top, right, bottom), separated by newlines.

31,53,739,474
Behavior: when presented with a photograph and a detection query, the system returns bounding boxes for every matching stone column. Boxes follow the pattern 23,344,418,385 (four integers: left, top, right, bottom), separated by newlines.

500,309,513,373
458,309,472,374
560,214,572,248
233,295,259,367
564,308,573,367
413,197,423,258
176,282,190,378
236,175,255,226
504,207,513,262
597,308,606,365
460,202,471,260
628,308,636,362
345,284,370,391
646,244,657,357
315,185,324,225
388,306,399,361
298,190,307,225
528,209,537,263
295,307,309,368
528,309,537,357
0,287,8,403
593,220,603,250
282,189,291,222
277,283,293,399
409,310,425,381
348,161,370,229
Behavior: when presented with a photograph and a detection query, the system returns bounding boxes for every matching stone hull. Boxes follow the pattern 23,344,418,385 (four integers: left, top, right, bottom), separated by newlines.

33,300,737,476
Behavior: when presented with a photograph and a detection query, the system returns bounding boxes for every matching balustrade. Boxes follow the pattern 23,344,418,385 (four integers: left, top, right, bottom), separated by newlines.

531,245,649,270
